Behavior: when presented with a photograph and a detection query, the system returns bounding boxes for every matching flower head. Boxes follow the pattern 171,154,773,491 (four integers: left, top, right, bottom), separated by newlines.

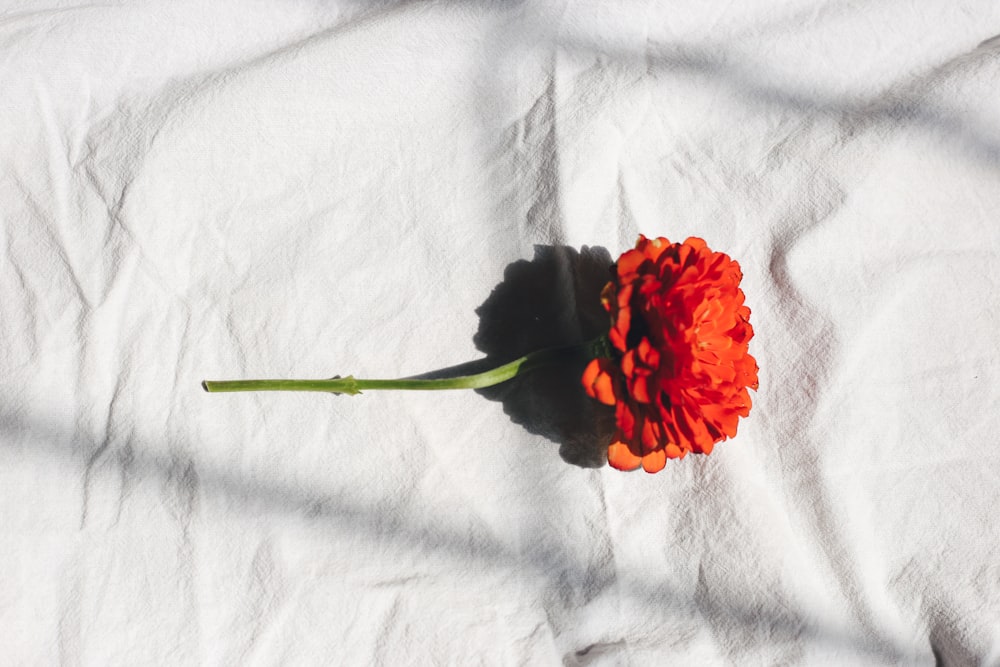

582,235,758,473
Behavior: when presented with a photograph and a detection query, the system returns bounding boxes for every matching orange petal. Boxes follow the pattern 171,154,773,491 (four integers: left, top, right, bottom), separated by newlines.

608,326,627,351
581,358,602,390
600,281,615,311
631,375,651,403
683,237,707,251
617,249,647,278
616,283,634,310
637,337,660,367
641,236,672,264
612,307,632,349
582,359,617,405
664,442,684,458
608,441,642,471
616,400,637,439
593,373,616,405
640,418,662,453
641,449,667,473
621,349,636,378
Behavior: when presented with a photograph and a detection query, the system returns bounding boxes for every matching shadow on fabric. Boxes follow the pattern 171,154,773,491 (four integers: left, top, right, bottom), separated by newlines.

0,405,920,664
410,244,618,469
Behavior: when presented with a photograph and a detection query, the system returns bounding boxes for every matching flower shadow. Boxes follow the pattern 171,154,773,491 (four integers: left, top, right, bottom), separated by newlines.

413,244,617,468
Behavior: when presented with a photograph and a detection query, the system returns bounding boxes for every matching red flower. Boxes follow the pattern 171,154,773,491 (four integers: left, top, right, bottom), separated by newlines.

582,235,758,473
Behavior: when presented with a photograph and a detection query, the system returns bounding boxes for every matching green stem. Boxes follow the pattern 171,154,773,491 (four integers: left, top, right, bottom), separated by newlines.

202,336,611,395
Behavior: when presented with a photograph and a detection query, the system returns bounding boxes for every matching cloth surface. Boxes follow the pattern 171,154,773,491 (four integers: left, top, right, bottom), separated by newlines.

3,1,1000,664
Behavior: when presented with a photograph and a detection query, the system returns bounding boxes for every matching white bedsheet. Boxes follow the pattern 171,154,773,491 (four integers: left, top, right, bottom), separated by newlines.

3,1,1000,664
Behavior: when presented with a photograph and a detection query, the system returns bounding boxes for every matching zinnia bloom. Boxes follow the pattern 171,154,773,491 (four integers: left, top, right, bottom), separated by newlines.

582,235,758,473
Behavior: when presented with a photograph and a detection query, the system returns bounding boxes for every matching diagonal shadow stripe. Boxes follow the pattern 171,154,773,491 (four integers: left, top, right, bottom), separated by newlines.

0,406,924,663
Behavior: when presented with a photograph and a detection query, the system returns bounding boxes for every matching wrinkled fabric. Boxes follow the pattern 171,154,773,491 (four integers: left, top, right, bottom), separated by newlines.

2,1,1000,664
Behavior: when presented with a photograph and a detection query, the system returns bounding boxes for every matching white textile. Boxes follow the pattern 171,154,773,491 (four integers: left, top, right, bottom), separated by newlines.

2,1,1000,664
